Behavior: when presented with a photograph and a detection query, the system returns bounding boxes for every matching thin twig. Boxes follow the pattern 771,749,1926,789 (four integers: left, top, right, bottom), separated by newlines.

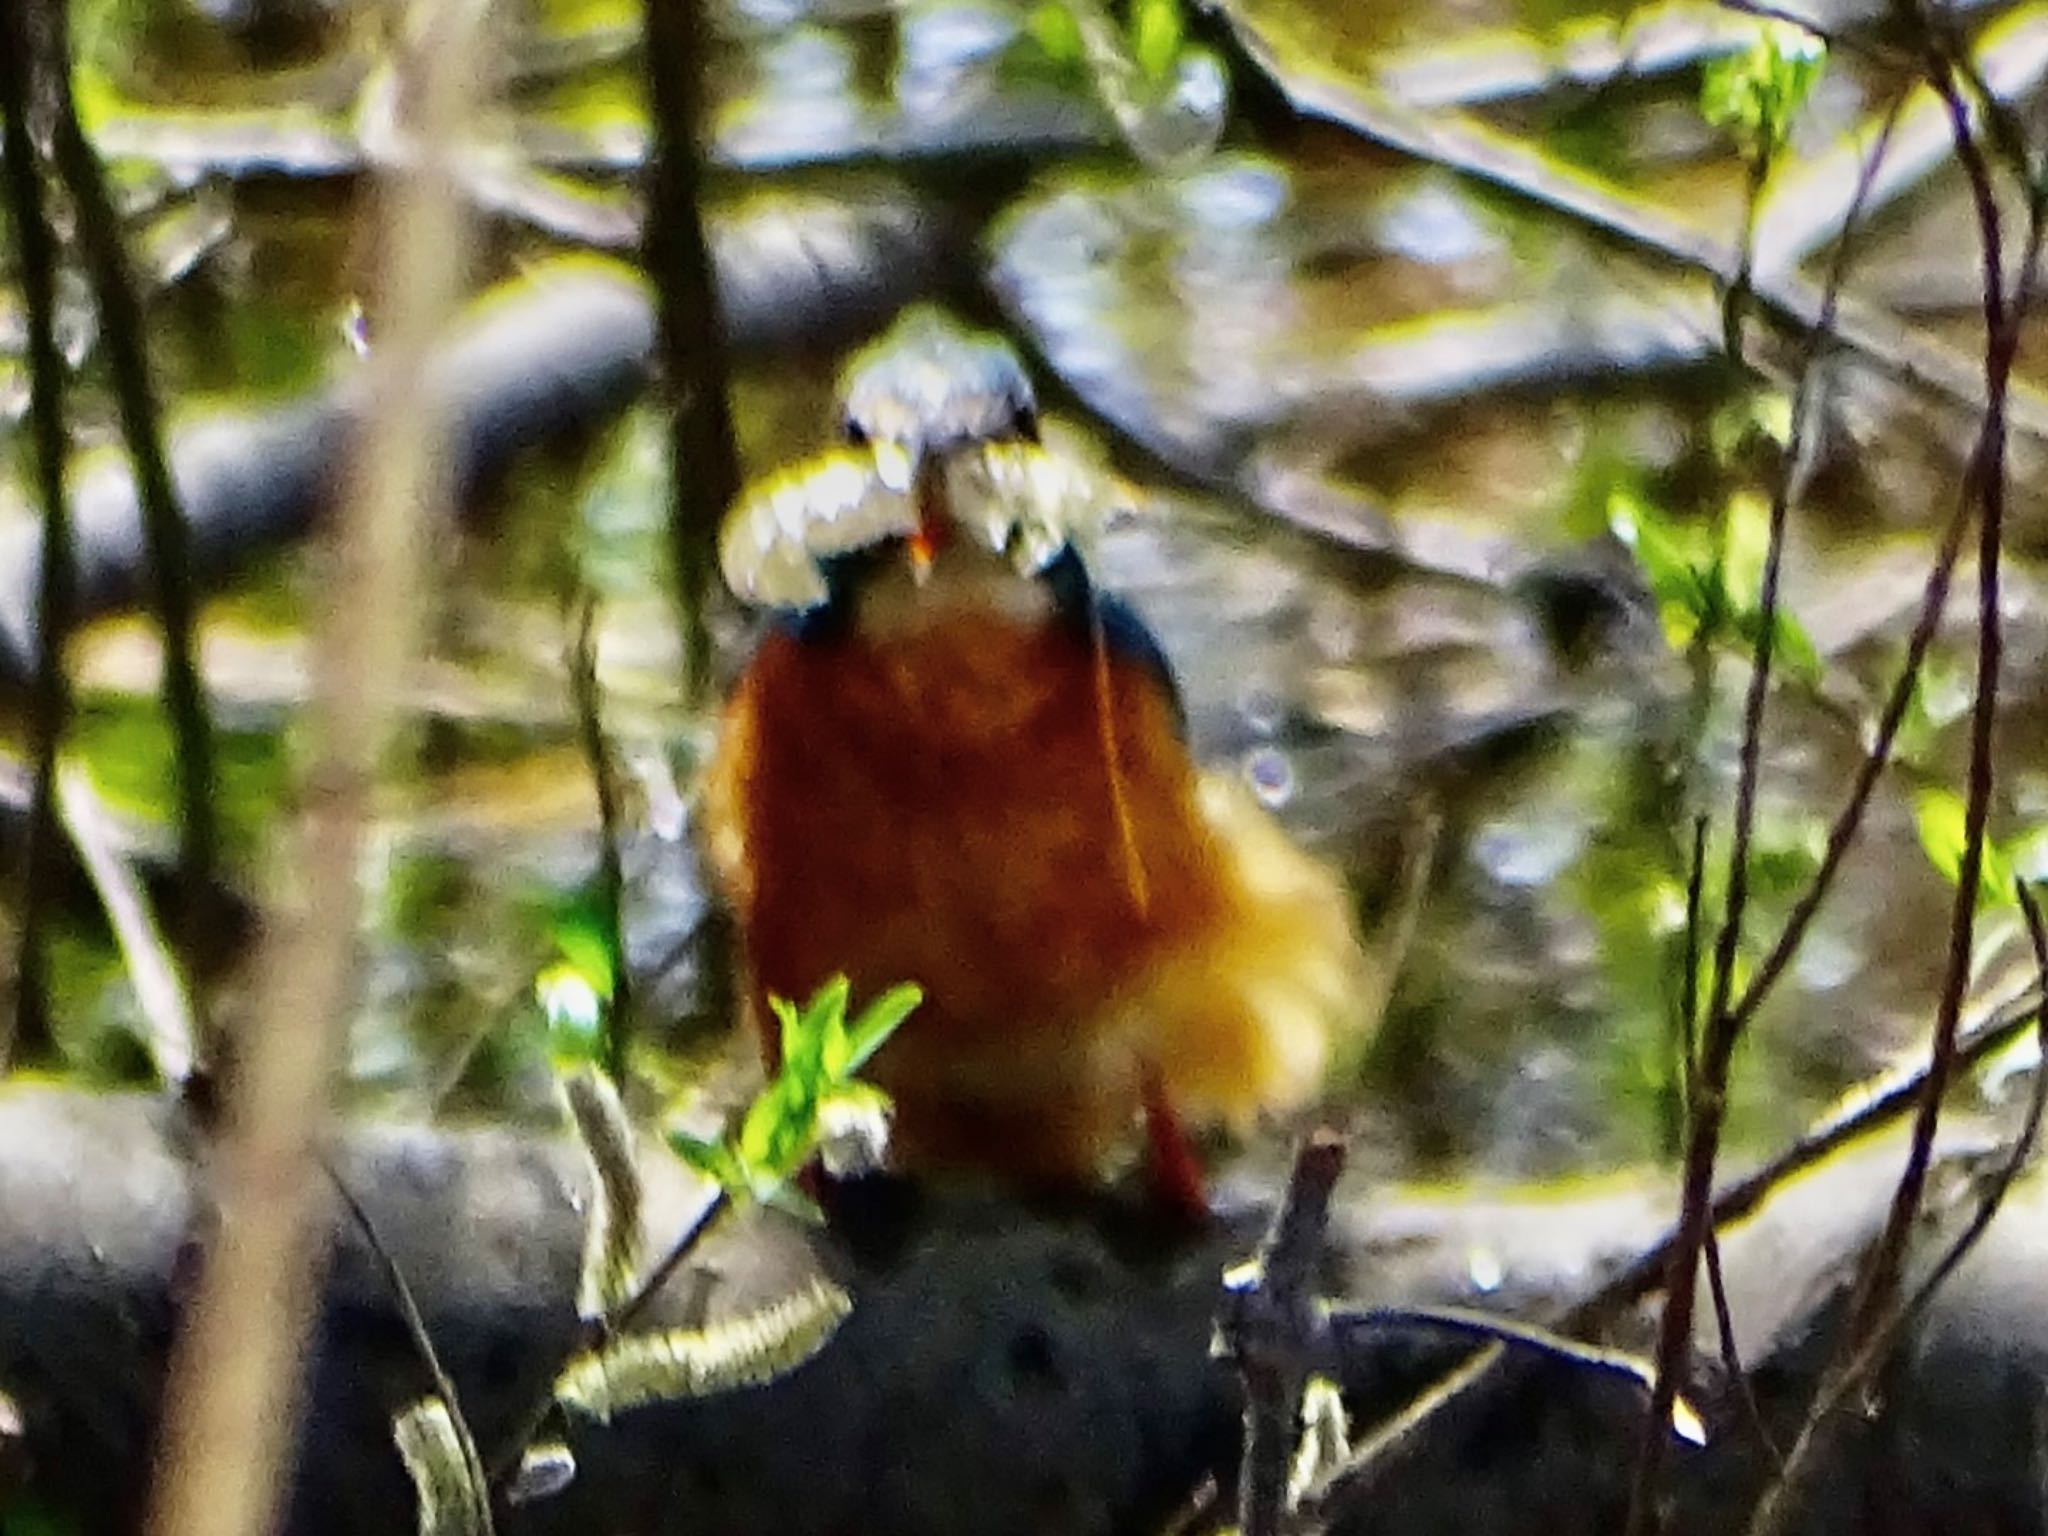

567,595,633,1084
1625,87,1901,1536
1702,1224,1781,1466
141,2,487,1533
641,0,741,704
1287,969,2043,1529
1838,30,2022,1373
56,764,195,1084
42,0,217,1050
1216,1129,1346,1536
1330,1303,1695,1417
1746,882,2048,1536
607,1186,732,1338
1678,807,1772,1460
0,2,75,1070
323,1159,495,1536
1743,31,2044,1536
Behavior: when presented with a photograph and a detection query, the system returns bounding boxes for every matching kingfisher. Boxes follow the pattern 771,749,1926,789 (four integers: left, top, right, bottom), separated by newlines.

701,308,1375,1213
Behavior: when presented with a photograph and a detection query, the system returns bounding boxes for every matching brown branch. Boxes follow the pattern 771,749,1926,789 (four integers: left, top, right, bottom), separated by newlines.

140,4,489,1533
1215,1128,1346,1536
1714,94,1911,1041
1839,28,2025,1367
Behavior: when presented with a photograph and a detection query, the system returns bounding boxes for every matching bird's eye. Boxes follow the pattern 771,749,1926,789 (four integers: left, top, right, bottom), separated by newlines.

1010,399,1041,442
843,416,869,446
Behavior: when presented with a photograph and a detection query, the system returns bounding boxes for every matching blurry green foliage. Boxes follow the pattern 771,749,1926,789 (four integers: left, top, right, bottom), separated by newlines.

1699,19,1826,162
68,696,289,864
1608,482,1820,688
1130,0,1184,84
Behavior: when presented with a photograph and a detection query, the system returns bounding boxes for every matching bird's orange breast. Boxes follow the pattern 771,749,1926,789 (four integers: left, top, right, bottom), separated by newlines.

703,608,1374,1188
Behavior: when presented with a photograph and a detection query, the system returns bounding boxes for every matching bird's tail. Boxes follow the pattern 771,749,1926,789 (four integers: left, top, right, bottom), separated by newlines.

1128,773,1386,1132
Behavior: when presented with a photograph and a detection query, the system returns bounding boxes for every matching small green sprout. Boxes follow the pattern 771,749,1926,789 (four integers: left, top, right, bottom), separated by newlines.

1608,487,1822,687
1700,20,1826,163
537,903,619,1070
668,976,922,1212
1131,0,1185,84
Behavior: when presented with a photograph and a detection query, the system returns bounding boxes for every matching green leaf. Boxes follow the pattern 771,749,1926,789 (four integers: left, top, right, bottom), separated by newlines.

1026,1,1085,63
782,977,851,1085
1700,20,1826,161
552,905,618,999
1609,488,1714,633
666,1130,742,1188
842,983,922,1076
738,1075,807,1174
1767,610,1823,690
1132,0,1184,83
677,978,919,1205
1729,605,1823,691
1914,787,2014,907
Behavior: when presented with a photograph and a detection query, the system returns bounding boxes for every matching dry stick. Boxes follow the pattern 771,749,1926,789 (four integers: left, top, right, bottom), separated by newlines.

323,1160,495,1536
1217,1129,1347,1536
1330,1304,1696,1414
42,2,216,1051
0,4,75,1070
1624,93,1905,1536
1742,46,2043,1536
140,2,485,1533
641,0,741,706
567,595,634,1085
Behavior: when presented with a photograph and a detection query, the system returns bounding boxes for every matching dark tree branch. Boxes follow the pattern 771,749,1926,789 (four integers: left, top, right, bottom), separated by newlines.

0,2,76,1071
640,0,742,704
39,0,217,1052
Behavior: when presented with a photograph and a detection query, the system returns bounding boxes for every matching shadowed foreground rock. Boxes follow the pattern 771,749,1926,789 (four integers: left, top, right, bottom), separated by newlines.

0,1083,2039,1535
